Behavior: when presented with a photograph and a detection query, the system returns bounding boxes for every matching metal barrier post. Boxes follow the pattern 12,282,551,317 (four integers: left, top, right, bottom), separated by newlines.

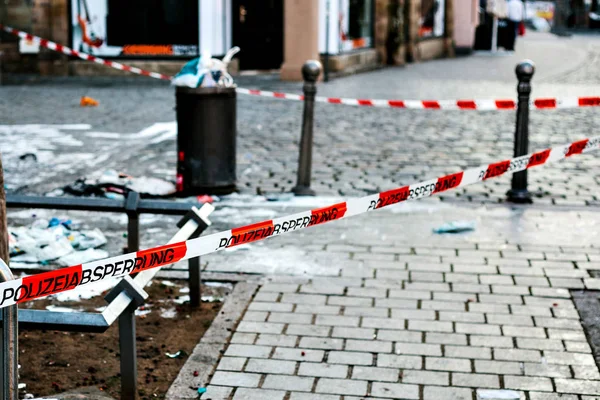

507,60,535,204
119,302,138,399
0,260,18,400
125,192,141,253
122,191,141,399
188,257,202,307
292,60,322,196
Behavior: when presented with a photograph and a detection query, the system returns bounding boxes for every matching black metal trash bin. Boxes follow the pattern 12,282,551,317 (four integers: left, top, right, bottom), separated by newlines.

175,86,237,195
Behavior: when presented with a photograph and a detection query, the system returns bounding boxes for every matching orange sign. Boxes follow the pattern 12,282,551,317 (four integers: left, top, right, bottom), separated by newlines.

122,45,174,55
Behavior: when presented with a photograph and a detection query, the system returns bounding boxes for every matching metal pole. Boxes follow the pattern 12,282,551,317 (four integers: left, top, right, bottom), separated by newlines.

189,257,202,308
0,260,18,400
119,303,138,400
0,154,17,399
0,154,7,263
122,191,140,399
491,15,498,53
292,60,322,197
324,0,330,82
125,191,140,253
507,60,535,204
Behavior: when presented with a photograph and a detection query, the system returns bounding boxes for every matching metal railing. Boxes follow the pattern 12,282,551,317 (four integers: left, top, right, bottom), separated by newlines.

3,194,215,399
0,259,18,400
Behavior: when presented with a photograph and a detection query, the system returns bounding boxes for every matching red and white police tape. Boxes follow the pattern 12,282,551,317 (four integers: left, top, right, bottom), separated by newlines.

0,136,598,309
3,24,600,111
0,25,171,81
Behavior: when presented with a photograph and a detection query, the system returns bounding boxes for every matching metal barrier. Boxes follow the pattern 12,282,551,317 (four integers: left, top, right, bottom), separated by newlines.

0,259,17,400
6,191,208,306
3,195,214,399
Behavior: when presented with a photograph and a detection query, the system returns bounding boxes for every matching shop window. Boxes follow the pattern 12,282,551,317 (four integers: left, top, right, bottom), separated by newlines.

339,0,373,51
419,0,445,38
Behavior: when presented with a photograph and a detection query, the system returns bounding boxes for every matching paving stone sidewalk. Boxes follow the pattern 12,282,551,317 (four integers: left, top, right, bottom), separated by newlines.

193,203,600,400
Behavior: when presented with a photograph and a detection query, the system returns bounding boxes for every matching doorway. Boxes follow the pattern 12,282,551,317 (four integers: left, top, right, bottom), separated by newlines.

231,0,284,70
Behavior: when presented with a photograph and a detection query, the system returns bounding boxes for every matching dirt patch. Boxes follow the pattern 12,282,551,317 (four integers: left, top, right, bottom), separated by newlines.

17,280,231,400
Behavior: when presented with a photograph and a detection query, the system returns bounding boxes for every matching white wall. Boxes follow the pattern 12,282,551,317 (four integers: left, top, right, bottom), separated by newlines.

199,0,231,56
319,0,341,54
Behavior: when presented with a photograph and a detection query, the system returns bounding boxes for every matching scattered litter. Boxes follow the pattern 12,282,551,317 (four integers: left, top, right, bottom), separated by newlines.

165,350,186,359
9,219,108,266
19,153,37,161
266,193,294,202
204,282,234,290
197,387,207,394
160,280,177,287
193,371,199,377
63,169,176,198
57,248,109,266
196,195,215,203
80,96,99,107
433,221,476,234
45,305,82,313
476,389,521,400
172,47,240,88
173,295,190,304
201,295,223,303
180,287,190,293
160,307,177,318
135,308,152,317
18,383,26,390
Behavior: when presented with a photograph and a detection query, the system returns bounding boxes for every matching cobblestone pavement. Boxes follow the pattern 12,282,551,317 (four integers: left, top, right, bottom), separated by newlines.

1,33,600,208
197,201,600,400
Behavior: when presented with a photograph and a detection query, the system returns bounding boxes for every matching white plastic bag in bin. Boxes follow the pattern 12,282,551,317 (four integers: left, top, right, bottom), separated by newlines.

172,47,240,88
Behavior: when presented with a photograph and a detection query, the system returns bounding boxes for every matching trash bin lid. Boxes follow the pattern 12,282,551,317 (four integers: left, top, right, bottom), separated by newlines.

175,85,237,95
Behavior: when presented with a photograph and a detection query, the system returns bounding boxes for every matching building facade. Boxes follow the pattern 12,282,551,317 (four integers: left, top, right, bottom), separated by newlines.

0,0,469,81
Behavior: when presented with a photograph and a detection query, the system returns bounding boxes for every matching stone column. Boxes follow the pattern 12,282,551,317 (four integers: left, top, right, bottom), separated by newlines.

281,0,320,81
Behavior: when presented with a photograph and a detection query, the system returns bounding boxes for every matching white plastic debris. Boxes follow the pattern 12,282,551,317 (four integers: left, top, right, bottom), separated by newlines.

172,47,240,88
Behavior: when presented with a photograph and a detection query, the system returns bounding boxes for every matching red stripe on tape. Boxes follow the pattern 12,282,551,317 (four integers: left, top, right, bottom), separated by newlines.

388,100,406,108
534,98,557,109
25,33,33,40
422,101,441,109
309,202,347,226
376,186,410,209
140,70,151,76
433,172,464,194
578,97,600,107
328,98,342,104
566,139,589,157
135,242,187,272
70,49,78,56
86,54,95,62
229,220,275,247
495,100,516,109
39,39,48,47
483,160,511,180
358,100,373,106
103,60,112,66
273,92,286,98
18,265,84,303
457,100,477,109
55,44,64,53
528,149,551,167
122,65,132,72
249,89,261,95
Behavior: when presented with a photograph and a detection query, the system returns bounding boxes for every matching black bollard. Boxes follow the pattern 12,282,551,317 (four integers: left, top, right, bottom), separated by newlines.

507,60,535,204
292,60,322,196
